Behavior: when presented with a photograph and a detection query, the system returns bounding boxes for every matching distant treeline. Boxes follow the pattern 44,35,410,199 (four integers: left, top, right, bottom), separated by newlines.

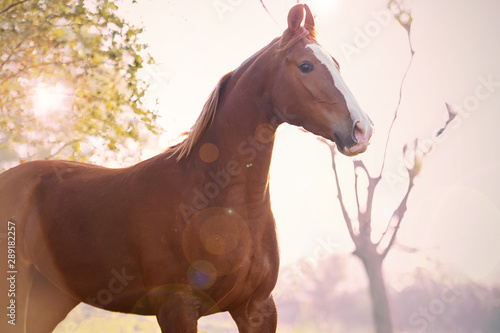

275,255,500,332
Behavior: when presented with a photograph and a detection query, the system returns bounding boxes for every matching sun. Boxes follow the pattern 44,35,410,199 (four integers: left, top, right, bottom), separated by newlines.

33,83,71,119
308,0,343,16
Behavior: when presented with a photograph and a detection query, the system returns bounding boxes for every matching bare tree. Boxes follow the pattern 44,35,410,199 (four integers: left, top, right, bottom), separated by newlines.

325,1,458,332
323,2,413,331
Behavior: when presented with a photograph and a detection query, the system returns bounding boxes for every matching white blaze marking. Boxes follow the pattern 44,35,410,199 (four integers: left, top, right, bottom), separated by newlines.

306,43,367,125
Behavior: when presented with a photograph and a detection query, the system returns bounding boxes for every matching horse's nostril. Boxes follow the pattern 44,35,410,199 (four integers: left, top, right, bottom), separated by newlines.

352,121,366,144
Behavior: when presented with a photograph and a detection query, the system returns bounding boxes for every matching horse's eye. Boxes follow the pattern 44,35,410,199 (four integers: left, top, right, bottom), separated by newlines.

299,61,314,73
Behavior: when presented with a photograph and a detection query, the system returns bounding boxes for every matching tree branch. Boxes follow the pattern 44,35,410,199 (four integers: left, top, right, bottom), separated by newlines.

258,0,282,29
378,3,415,178
379,45,414,177
43,139,79,160
379,138,424,258
380,173,414,259
354,160,381,226
437,103,459,136
328,142,358,243
376,99,456,255
0,0,29,16
0,40,25,71
354,163,362,216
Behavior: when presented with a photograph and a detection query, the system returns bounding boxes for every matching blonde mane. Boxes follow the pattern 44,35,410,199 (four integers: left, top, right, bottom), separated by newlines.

172,71,233,161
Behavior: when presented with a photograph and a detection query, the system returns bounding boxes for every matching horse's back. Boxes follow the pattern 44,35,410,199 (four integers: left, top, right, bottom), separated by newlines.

0,160,101,224
0,160,45,221
1,160,54,248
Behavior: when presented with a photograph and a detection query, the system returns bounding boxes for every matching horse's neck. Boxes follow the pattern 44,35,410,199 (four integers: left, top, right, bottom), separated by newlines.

192,73,277,206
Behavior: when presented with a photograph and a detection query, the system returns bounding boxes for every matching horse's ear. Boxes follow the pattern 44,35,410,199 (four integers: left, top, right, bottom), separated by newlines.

287,4,305,33
303,4,315,33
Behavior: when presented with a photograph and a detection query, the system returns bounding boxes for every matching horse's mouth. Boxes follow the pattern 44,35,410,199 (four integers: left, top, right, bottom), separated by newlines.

343,142,369,156
333,122,372,157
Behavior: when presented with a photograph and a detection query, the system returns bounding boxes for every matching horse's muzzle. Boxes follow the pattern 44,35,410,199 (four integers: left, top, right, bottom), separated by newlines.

343,120,373,156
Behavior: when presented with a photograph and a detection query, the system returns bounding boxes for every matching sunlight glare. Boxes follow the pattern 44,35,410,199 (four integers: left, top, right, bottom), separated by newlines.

33,83,70,119
309,0,343,16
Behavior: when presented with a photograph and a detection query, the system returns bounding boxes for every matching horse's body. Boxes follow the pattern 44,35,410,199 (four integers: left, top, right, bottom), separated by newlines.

0,5,372,332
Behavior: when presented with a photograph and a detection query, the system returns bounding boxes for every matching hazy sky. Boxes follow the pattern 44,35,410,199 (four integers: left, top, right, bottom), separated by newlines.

116,0,500,287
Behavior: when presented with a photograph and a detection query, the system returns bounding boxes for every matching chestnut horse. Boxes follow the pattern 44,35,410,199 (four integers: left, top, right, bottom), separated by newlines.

0,5,372,332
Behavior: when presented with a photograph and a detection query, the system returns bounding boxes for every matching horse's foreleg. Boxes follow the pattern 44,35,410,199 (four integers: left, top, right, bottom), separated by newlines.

230,295,277,333
156,293,199,333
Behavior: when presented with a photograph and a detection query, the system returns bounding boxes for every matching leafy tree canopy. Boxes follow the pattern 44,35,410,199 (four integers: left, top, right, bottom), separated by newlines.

0,0,160,166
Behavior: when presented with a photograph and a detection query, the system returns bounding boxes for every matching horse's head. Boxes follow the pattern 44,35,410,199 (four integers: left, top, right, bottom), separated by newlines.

271,4,373,156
